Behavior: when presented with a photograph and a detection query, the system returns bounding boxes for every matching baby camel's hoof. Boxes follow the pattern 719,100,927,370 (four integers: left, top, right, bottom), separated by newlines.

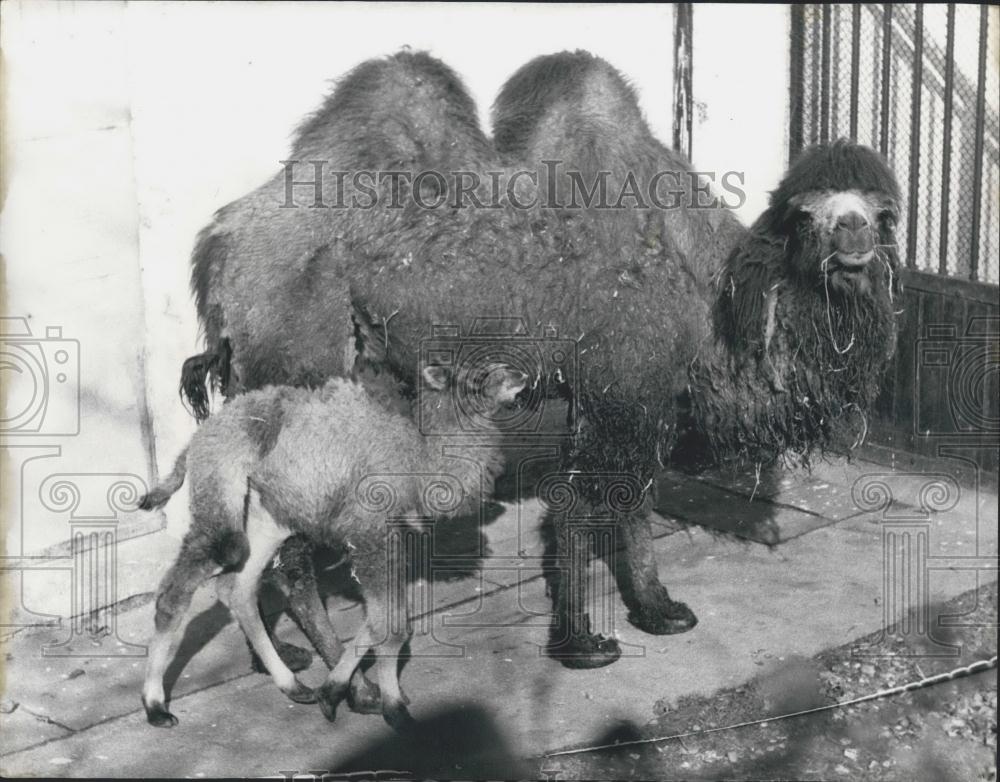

142,698,179,728
383,703,416,733
347,677,382,715
282,679,317,704
317,681,349,723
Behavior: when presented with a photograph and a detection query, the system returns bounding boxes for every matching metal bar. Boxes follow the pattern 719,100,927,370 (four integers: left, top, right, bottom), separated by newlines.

832,4,841,133
672,2,694,160
906,3,924,270
938,4,956,276
810,8,821,145
879,4,894,155
968,4,989,282
821,4,832,143
789,4,806,159
850,4,861,140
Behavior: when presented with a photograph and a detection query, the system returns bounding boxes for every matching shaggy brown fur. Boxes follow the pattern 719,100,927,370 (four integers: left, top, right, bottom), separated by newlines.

177,50,901,669
141,363,524,729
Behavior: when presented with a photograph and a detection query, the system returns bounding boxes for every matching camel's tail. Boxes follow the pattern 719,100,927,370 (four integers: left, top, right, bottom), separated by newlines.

138,448,188,511
179,338,232,422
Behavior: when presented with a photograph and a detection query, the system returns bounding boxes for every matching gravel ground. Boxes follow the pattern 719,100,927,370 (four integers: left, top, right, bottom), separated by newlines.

539,580,998,781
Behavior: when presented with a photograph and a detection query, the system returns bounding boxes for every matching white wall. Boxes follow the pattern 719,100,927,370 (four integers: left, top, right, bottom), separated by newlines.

1,1,152,560
2,2,792,557
692,4,790,219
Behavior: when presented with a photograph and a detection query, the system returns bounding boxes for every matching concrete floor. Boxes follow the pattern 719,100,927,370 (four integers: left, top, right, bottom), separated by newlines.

1,455,996,778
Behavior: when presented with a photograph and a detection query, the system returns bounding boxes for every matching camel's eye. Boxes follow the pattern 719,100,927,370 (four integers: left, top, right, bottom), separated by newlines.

792,208,816,235
878,209,897,229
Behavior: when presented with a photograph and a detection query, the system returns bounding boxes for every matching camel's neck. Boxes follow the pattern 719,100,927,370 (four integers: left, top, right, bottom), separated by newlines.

683,279,897,468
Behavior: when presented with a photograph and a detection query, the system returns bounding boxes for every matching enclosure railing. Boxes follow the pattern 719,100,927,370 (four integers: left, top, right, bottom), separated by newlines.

790,4,999,285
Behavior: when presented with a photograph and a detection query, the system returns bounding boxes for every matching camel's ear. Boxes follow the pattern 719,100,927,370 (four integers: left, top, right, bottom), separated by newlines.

422,365,451,390
498,367,529,401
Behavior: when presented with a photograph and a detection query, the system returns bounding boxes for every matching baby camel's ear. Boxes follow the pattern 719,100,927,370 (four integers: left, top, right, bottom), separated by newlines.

497,367,529,401
422,364,452,390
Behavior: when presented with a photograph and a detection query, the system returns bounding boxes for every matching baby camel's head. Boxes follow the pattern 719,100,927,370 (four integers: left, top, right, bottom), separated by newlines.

418,361,528,435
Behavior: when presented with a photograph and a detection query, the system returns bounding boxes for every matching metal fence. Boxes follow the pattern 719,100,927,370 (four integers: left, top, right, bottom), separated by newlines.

790,4,999,285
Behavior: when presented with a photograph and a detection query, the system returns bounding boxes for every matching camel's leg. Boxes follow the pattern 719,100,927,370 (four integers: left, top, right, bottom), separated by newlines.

317,546,412,730
545,512,622,669
142,532,224,727
247,537,314,675
608,512,697,635
362,592,414,732
219,501,314,704
278,537,382,717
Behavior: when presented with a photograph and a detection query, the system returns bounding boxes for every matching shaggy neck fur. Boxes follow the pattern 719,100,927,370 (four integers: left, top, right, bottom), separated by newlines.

682,224,900,470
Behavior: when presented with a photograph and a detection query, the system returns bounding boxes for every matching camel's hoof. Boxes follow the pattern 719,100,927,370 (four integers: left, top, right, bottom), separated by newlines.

383,703,416,733
143,699,179,728
317,681,348,723
251,641,313,674
347,676,382,715
547,631,622,669
282,679,317,704
627,600,698,636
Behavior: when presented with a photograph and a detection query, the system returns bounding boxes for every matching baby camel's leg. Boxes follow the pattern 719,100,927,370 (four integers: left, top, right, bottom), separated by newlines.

265,535,382,714
142,531,225,727
361,590,414,731
281,548,382,716
218,499,314,703
317,547,413,730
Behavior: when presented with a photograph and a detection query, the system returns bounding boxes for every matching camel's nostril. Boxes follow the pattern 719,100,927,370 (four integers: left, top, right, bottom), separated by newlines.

836,212,867,232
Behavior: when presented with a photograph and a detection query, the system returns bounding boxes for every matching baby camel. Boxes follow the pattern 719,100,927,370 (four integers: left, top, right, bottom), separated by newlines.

139,362,526,730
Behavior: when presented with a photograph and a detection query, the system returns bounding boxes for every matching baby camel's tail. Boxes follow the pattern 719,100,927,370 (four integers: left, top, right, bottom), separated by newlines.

138,448,248,569
139,449,188,511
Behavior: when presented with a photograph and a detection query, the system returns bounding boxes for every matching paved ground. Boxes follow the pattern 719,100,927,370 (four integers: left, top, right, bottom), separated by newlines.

1,452,996,778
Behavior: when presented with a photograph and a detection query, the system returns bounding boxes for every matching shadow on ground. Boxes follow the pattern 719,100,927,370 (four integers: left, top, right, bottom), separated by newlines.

540,581,998,781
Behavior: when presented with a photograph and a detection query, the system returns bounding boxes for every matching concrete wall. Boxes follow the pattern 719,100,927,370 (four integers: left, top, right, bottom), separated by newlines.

1,1,791,574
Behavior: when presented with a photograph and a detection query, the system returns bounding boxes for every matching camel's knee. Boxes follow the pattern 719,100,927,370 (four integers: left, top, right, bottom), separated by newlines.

153,557,213,632
153,592,184,634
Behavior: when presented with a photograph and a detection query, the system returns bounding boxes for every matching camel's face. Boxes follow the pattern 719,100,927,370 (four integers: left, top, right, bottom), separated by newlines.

783,187,900,299
422,362,529,416
764,142,902,303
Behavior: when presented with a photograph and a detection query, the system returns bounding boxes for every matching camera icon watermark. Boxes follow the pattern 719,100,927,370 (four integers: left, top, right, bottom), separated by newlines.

1,316,80,436
418,318,576,436
915,317,999,438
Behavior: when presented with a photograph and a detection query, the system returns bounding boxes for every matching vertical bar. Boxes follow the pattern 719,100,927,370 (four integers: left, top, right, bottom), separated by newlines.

810,8,821,145
672,3,694,160
968,4,989,282
850,4,861,140
906,3,924,270
831,5,842,133
938,4,956,276
790,4,806,160
879,4,894,155
821,4,832,143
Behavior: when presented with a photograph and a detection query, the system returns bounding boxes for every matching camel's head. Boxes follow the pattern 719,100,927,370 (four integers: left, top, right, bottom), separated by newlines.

702,143,905,463
768,141,902,298
715,141,903,362
421,362,529,419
